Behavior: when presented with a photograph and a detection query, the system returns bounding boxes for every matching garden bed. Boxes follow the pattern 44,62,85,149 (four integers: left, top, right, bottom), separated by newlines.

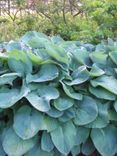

0,31,117,156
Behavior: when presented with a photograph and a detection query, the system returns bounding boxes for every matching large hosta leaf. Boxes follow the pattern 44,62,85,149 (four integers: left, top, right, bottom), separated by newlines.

46,107,63,118
51,121,76,155
26,64,58,83
37,85,59,100
81,139,95,156
26,85,59,112
51,35,64,44
91,75,117,94
89,64,105,77
90,51,107,65
89,85,116,100
20,31,49,49
27,37,49,49
0,84,29,108
13,105,44,140
42,116,60,132
0,73,21,85
8,59,26,76
8,50,32,75
75,127,90,145
64,66,89,86
109,51,117,65
61,82,83,100
26,92,50,112
72,49,91,66
45,44,69,64
71,146,80,156
32,48,50,60
24,145,54,156
27,51,44,65
85,103,109,128
58,107,75,122
6,41,21,52
54,97,74,111
91,126,117,156
83,43,95,52
41,131,54,152
3,128,37,156
74,96,98,125
14,109,59,133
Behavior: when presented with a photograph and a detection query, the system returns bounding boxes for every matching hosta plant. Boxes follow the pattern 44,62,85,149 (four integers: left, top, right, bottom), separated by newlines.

0,31,117,156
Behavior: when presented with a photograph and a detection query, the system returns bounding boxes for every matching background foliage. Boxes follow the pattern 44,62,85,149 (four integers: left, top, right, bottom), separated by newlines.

0,0,117,43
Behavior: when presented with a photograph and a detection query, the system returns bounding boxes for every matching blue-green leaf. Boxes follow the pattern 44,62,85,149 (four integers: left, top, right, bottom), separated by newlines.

58,108,75,122
0,84,29,108
81,139,95,156
89,63,105,77
75,127,90,145
54,97,74,111
26,85,59,112
26,91,50,112
13,105,44,140
91,126,117,156
64,66,89,86
91,75,117,94
90,51,107,65
72,49,91,66
41,131,54,152
51,121,76,155
0,73,21,86
61,82,83,100
74,96,98,125
6,41,21,52
89,85,116,100
8,50,32,75
85,103,109,128
109,51,117,65
26,64,58,83
3,128,37,156
37,85,59,100
21,31,49,46
71,146,80,156
46,107,63,118
44,116,59,132
45,44,69,64
24,145,54,156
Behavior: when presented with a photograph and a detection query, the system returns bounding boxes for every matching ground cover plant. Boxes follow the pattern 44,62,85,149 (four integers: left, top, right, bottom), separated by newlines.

0,31,117,156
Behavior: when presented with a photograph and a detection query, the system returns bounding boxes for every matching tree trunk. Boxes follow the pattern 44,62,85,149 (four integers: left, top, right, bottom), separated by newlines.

8,0,10,14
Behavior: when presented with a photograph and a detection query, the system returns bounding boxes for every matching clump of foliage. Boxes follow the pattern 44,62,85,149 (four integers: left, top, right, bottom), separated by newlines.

0,31,117,156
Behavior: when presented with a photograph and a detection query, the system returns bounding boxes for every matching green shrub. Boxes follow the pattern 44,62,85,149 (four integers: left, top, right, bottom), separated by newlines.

0,0,117,43
0,31,117,156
